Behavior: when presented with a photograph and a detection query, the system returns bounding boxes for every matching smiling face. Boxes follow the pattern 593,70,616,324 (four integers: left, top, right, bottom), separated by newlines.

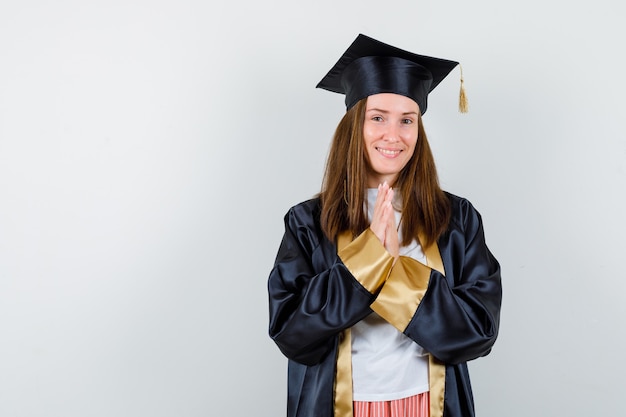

363,93,419,187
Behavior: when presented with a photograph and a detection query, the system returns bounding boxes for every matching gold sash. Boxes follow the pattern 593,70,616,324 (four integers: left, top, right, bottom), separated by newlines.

334,232,446,417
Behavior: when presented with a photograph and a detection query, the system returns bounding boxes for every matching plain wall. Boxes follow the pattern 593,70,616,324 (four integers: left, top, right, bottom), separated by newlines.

1,0,625,416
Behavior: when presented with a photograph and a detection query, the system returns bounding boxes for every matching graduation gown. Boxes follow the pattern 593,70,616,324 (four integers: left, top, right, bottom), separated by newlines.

268,193,502,417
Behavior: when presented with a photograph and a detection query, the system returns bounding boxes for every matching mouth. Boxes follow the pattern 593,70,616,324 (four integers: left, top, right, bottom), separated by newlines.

376,147,402,157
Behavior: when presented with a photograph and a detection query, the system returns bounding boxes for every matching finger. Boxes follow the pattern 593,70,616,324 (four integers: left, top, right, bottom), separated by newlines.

385,187,395,203
372,204,393,246
371,183,389,226
370,184,381,222
373,182,387,214
370,186,387,244
381,199,395,231
384,202,400,260
371,182,394,245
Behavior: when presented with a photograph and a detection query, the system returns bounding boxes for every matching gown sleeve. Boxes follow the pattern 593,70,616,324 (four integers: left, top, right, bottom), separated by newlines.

267,200,394,366
371,197,502,365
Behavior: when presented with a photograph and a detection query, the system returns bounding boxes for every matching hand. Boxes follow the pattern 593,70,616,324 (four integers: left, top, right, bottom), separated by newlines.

385,200,399,263
369,182,399,262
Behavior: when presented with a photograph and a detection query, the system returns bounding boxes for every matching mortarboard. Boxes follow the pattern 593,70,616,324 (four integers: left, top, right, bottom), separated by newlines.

316,34,467,114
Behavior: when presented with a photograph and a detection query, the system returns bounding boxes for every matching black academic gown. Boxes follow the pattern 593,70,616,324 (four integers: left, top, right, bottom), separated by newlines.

268,193,502,417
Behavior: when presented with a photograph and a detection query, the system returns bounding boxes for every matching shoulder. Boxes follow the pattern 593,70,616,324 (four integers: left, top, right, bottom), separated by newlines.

282,197,330,254
287,197,321,215
283,197,323,233
444,191,485,234
285,197,321,221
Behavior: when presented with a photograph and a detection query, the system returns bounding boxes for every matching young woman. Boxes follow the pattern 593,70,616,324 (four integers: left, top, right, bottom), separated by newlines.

267,34,502,417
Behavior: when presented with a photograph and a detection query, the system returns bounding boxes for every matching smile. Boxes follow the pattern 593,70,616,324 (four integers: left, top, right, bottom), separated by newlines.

376,147,402,157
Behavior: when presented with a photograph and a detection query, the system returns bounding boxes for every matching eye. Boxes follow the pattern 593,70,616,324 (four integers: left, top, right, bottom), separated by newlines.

371,116,384,122
402,118,414,125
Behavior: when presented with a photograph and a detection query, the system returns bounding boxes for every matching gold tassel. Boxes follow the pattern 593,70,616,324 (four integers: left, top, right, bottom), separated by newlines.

458,64,469,113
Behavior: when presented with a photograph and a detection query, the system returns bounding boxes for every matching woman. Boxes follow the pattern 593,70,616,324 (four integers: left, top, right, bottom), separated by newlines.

267,34,502,417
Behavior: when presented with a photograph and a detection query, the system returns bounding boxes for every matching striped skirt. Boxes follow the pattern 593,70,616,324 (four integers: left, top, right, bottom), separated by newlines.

353,392,429,417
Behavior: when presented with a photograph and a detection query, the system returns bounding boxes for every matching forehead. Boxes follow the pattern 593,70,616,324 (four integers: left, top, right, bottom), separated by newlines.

365,93,420,113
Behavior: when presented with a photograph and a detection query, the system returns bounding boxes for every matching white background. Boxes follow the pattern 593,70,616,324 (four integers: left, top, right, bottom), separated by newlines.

1,1,625,416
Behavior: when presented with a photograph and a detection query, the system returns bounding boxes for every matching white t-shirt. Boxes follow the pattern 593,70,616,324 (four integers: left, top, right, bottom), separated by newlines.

351,189,430,401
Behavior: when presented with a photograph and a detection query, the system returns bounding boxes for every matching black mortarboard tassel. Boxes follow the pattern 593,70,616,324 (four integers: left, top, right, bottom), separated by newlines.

316,34,467,114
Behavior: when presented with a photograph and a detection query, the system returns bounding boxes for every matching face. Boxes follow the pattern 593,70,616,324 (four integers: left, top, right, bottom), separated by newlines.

363,93,419,187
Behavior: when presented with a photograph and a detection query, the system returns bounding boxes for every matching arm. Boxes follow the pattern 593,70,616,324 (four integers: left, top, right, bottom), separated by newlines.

268,201,394,365
371,197,502,364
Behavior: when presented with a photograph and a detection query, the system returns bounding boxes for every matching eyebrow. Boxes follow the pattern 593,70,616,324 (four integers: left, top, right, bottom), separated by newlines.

366,108,419,116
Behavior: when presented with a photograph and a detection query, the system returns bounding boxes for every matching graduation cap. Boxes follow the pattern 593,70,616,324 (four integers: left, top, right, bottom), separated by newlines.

316,34,467,114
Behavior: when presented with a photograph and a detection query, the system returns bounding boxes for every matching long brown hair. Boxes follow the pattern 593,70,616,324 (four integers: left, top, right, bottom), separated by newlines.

319,97,451,249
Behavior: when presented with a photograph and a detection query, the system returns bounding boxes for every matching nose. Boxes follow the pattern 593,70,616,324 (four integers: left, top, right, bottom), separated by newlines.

383,124,400,142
